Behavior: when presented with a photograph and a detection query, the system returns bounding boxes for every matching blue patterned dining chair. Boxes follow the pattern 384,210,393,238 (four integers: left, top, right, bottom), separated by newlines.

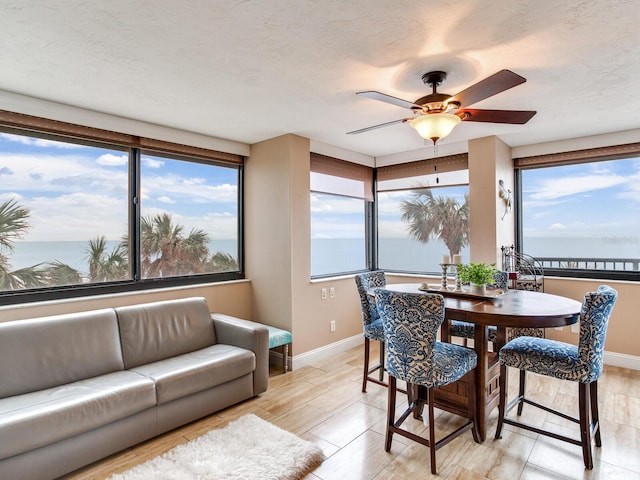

355,271,387,392
494,285,618,469
448,270,508,346
375,289,480,475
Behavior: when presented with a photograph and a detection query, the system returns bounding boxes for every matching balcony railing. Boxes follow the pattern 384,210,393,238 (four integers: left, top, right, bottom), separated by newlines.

537,257,640,271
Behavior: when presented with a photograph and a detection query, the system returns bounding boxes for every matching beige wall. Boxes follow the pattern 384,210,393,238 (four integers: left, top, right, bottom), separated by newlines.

245,135,363,356
468,136,514,264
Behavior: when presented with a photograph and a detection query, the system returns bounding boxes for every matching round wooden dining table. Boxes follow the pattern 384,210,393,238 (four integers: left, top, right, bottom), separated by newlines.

378,283,583,441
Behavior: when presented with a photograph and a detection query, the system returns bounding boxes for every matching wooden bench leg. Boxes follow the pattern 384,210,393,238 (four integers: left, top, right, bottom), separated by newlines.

283,343,289,373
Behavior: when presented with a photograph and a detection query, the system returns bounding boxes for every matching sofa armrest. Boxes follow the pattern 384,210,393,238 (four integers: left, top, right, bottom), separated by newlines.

211,313,269,395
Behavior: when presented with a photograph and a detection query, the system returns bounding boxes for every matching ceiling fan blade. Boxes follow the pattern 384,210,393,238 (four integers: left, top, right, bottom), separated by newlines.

356,91,419,110
347,118,408,135
451,70,527,108
459,109,536,124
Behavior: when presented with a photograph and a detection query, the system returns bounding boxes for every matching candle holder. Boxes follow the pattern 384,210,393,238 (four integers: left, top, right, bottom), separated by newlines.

440,263,450,290
454,265,463,291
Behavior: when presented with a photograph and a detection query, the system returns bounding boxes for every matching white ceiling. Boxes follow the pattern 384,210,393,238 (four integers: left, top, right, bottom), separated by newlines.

1,1,639,159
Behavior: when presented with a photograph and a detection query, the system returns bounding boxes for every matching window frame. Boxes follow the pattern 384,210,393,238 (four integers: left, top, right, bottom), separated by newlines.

375,153,470,276
310,153,373,279
515,144,640,282
0,113,244,305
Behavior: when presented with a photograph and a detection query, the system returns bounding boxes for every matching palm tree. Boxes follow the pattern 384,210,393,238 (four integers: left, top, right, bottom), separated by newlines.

42,260,82,286
207,251,239,272
400,188,469,258
86,236,129,282
0,199,47,290
140,213,211,277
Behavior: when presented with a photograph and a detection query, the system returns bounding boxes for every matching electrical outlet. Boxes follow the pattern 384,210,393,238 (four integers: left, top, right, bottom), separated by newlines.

571,323,580,334
329,287,335,298
321,288,327,300
330,320,336,332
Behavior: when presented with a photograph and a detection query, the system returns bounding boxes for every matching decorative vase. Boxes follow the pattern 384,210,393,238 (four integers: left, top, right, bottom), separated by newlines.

469,283,486,296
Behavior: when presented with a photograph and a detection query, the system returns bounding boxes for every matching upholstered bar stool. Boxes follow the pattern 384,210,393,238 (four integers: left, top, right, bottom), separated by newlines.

376,289,479,475
495,285,618,469
355,271,387,392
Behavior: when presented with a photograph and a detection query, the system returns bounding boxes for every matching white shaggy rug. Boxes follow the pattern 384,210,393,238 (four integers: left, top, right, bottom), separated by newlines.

108,414,325,480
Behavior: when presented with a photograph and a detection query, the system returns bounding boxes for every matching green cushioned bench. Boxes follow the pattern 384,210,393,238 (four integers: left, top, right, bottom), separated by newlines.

266,326,292,373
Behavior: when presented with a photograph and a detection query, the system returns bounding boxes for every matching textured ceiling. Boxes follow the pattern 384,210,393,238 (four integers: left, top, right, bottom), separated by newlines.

1,0,639,158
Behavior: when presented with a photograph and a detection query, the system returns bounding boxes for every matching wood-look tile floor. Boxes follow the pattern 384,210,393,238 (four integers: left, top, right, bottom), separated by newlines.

63,344,640,480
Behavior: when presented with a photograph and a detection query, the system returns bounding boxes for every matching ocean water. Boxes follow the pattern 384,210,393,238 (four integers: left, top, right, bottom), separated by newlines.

312,236,640,276
7,236,639,277
8,240,238,274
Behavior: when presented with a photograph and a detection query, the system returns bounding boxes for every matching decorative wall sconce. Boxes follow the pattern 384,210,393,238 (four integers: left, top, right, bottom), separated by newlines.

498,179,512,220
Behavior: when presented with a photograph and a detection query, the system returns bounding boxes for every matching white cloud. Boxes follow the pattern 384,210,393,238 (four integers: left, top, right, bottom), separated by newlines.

26,192,128,241
97,153,127,166
530,174,626,201
143,174,237,204
157,196,175,204
142,157,164,168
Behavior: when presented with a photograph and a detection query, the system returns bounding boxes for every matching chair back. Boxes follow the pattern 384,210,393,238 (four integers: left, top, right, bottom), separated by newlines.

355,271,386,326
375,289,444,384
492,271,509,290
578,285,618,382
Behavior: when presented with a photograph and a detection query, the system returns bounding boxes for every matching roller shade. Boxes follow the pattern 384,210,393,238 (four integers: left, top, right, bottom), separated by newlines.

0,110,244,165
310,152,373,200
514,142,640,168
377,153,469,191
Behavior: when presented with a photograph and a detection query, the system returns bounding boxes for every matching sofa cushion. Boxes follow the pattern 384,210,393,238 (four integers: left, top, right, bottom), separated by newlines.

116,297,217,369
129,344,255,405
0,309,125,399
0,371,156,461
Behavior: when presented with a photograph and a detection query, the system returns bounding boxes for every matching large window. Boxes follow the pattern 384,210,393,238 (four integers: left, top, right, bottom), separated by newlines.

378,186,469,273
0,116,242,303
310,153,371,277
139,152,239,278
310,192,367,276
518,154,640,279
377,154,470,274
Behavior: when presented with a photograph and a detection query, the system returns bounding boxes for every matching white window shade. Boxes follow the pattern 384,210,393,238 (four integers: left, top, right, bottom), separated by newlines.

310,153,373,201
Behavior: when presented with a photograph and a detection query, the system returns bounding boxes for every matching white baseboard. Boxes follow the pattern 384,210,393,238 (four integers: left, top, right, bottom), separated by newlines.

279,336,640,372
603,351,640,370
290,334,364,370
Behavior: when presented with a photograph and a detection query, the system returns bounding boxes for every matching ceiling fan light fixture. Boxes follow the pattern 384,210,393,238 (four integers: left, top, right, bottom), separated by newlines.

409,112,461,144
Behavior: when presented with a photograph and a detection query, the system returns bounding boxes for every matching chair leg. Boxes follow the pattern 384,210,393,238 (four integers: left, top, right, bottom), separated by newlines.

517,369,526,415
579,382,594,469
590,381,602,447
362,337,370,392
427,387,437,475
378,340,385,381
495,364,507,439
385,376,397,452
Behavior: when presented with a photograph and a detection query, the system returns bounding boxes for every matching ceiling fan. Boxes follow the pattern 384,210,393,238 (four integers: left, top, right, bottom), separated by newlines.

347,69,536,144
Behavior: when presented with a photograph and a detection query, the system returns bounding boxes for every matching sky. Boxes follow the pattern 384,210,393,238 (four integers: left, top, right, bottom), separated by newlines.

521,157,640,239
311,157,640,245
0,132,239,242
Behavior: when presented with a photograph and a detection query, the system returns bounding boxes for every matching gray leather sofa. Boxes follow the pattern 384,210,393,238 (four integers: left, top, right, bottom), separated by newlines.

0,296,269,480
